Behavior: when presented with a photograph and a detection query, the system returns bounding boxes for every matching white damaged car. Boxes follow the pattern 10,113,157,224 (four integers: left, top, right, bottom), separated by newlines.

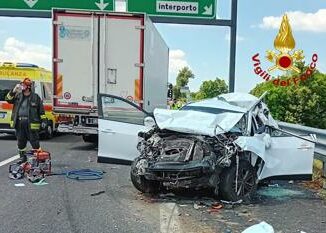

97,93,316,201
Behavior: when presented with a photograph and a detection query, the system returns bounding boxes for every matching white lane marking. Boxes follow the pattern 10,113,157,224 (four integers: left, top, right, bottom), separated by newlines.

0,155,19,167
160,202,182,233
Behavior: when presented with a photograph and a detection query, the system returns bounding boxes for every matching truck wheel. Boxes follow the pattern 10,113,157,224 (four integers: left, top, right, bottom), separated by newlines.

219,160,257,202
130,158,159,194
82,134,98,144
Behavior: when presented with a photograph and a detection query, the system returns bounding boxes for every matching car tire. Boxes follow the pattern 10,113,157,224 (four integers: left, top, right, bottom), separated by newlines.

219,160,257,202
130,158,159,194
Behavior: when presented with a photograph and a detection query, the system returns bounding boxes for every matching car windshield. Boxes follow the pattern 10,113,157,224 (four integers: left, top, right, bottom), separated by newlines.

0,80,16,101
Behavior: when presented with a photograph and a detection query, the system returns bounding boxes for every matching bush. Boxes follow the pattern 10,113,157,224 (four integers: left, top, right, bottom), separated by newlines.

250,70,326,129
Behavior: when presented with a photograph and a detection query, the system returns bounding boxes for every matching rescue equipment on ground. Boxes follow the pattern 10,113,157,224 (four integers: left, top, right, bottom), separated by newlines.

9,149,51,183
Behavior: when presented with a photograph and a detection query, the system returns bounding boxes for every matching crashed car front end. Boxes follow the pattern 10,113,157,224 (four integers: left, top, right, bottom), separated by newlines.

130,92,315,201
131,125,243,194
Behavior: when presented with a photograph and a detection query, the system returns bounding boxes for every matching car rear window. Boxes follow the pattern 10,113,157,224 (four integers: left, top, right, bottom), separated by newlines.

0,80,16,101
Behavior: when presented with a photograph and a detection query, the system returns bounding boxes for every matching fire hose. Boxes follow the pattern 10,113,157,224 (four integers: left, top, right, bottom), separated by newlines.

51,169,104,180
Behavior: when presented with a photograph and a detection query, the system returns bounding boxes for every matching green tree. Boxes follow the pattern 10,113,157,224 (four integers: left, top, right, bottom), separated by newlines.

173,67,194,101
194,78,228,100
250,69,326,129
176,67,194,87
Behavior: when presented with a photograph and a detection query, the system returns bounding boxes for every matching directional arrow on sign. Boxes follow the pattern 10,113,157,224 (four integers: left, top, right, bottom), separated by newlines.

202,4,213,15
95,0,109,11
23,0,38,8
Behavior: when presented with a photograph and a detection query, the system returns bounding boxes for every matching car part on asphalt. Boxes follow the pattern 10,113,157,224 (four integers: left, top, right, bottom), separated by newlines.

241,221,274,233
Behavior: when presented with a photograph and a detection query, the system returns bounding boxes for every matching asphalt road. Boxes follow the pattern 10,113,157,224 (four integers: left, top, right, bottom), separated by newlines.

0,134,325,233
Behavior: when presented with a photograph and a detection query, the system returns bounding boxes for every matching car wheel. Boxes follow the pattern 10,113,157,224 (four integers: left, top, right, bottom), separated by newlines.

130,158,159,194
219,160,257,202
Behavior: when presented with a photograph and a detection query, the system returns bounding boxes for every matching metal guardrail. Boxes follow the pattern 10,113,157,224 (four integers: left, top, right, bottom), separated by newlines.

278,121,326,178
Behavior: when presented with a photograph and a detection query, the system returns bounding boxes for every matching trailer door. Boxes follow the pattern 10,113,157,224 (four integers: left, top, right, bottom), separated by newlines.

99,15,143,104
53,12,99,110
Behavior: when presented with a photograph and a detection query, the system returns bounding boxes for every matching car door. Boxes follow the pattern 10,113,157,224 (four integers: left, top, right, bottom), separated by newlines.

98,94,153,164
258,128,315,180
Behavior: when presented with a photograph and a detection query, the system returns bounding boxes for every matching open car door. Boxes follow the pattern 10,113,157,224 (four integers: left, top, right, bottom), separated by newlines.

258,129,315,180
98,94,154,164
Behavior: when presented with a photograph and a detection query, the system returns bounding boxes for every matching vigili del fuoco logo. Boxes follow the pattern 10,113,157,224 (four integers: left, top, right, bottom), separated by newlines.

252,14,318,87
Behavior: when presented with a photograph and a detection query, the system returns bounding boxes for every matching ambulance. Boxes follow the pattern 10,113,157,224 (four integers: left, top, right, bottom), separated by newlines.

0,62,59,138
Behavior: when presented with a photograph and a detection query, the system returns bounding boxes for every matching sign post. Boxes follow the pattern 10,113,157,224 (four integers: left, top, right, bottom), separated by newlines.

127,0,216,19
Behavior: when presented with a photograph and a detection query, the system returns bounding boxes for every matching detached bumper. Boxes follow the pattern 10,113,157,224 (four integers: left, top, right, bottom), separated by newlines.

58,124,98,135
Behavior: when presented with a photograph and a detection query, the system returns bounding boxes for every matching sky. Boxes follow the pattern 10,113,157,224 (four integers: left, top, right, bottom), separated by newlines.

0,0,325,93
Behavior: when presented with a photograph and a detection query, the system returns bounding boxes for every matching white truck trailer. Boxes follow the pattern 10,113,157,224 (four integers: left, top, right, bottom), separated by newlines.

52,9,169,142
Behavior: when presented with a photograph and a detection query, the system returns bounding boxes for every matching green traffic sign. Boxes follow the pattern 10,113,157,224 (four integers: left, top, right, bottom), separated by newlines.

127,0,216,18
0,0,114,12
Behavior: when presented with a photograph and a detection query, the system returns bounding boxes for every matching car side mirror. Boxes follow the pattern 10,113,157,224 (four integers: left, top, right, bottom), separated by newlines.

144,116,156,128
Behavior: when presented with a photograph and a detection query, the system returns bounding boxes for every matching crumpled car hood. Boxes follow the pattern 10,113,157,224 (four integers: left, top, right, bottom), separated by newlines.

153,108,244,137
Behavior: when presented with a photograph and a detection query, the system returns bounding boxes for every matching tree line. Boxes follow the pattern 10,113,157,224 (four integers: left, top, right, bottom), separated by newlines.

171,64,325,129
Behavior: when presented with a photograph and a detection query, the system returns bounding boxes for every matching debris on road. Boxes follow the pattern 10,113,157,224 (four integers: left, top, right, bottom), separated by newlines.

159,192,176,198
257,186,305,200
241,221,274,233
193,203,202,210
221,200,243,205
14,183,25,187
33,178,48,186
207,202,223,213
90,190,106,196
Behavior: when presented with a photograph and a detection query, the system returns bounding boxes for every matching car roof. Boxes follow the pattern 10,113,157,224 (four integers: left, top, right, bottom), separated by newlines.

218,93,259,110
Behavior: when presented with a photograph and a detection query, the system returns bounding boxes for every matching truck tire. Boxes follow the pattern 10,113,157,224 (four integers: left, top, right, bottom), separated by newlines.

130,158,159,194
219,160,257,202
82,134,98,144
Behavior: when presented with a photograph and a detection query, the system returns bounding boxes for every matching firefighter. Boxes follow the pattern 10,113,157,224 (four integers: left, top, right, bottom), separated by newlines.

5,78,46,163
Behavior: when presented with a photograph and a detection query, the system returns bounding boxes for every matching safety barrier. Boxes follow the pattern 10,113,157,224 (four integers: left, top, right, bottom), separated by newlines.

278,121,326,178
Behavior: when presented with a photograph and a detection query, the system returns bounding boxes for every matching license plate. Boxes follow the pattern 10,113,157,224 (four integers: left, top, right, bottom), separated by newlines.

0,112,6,119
